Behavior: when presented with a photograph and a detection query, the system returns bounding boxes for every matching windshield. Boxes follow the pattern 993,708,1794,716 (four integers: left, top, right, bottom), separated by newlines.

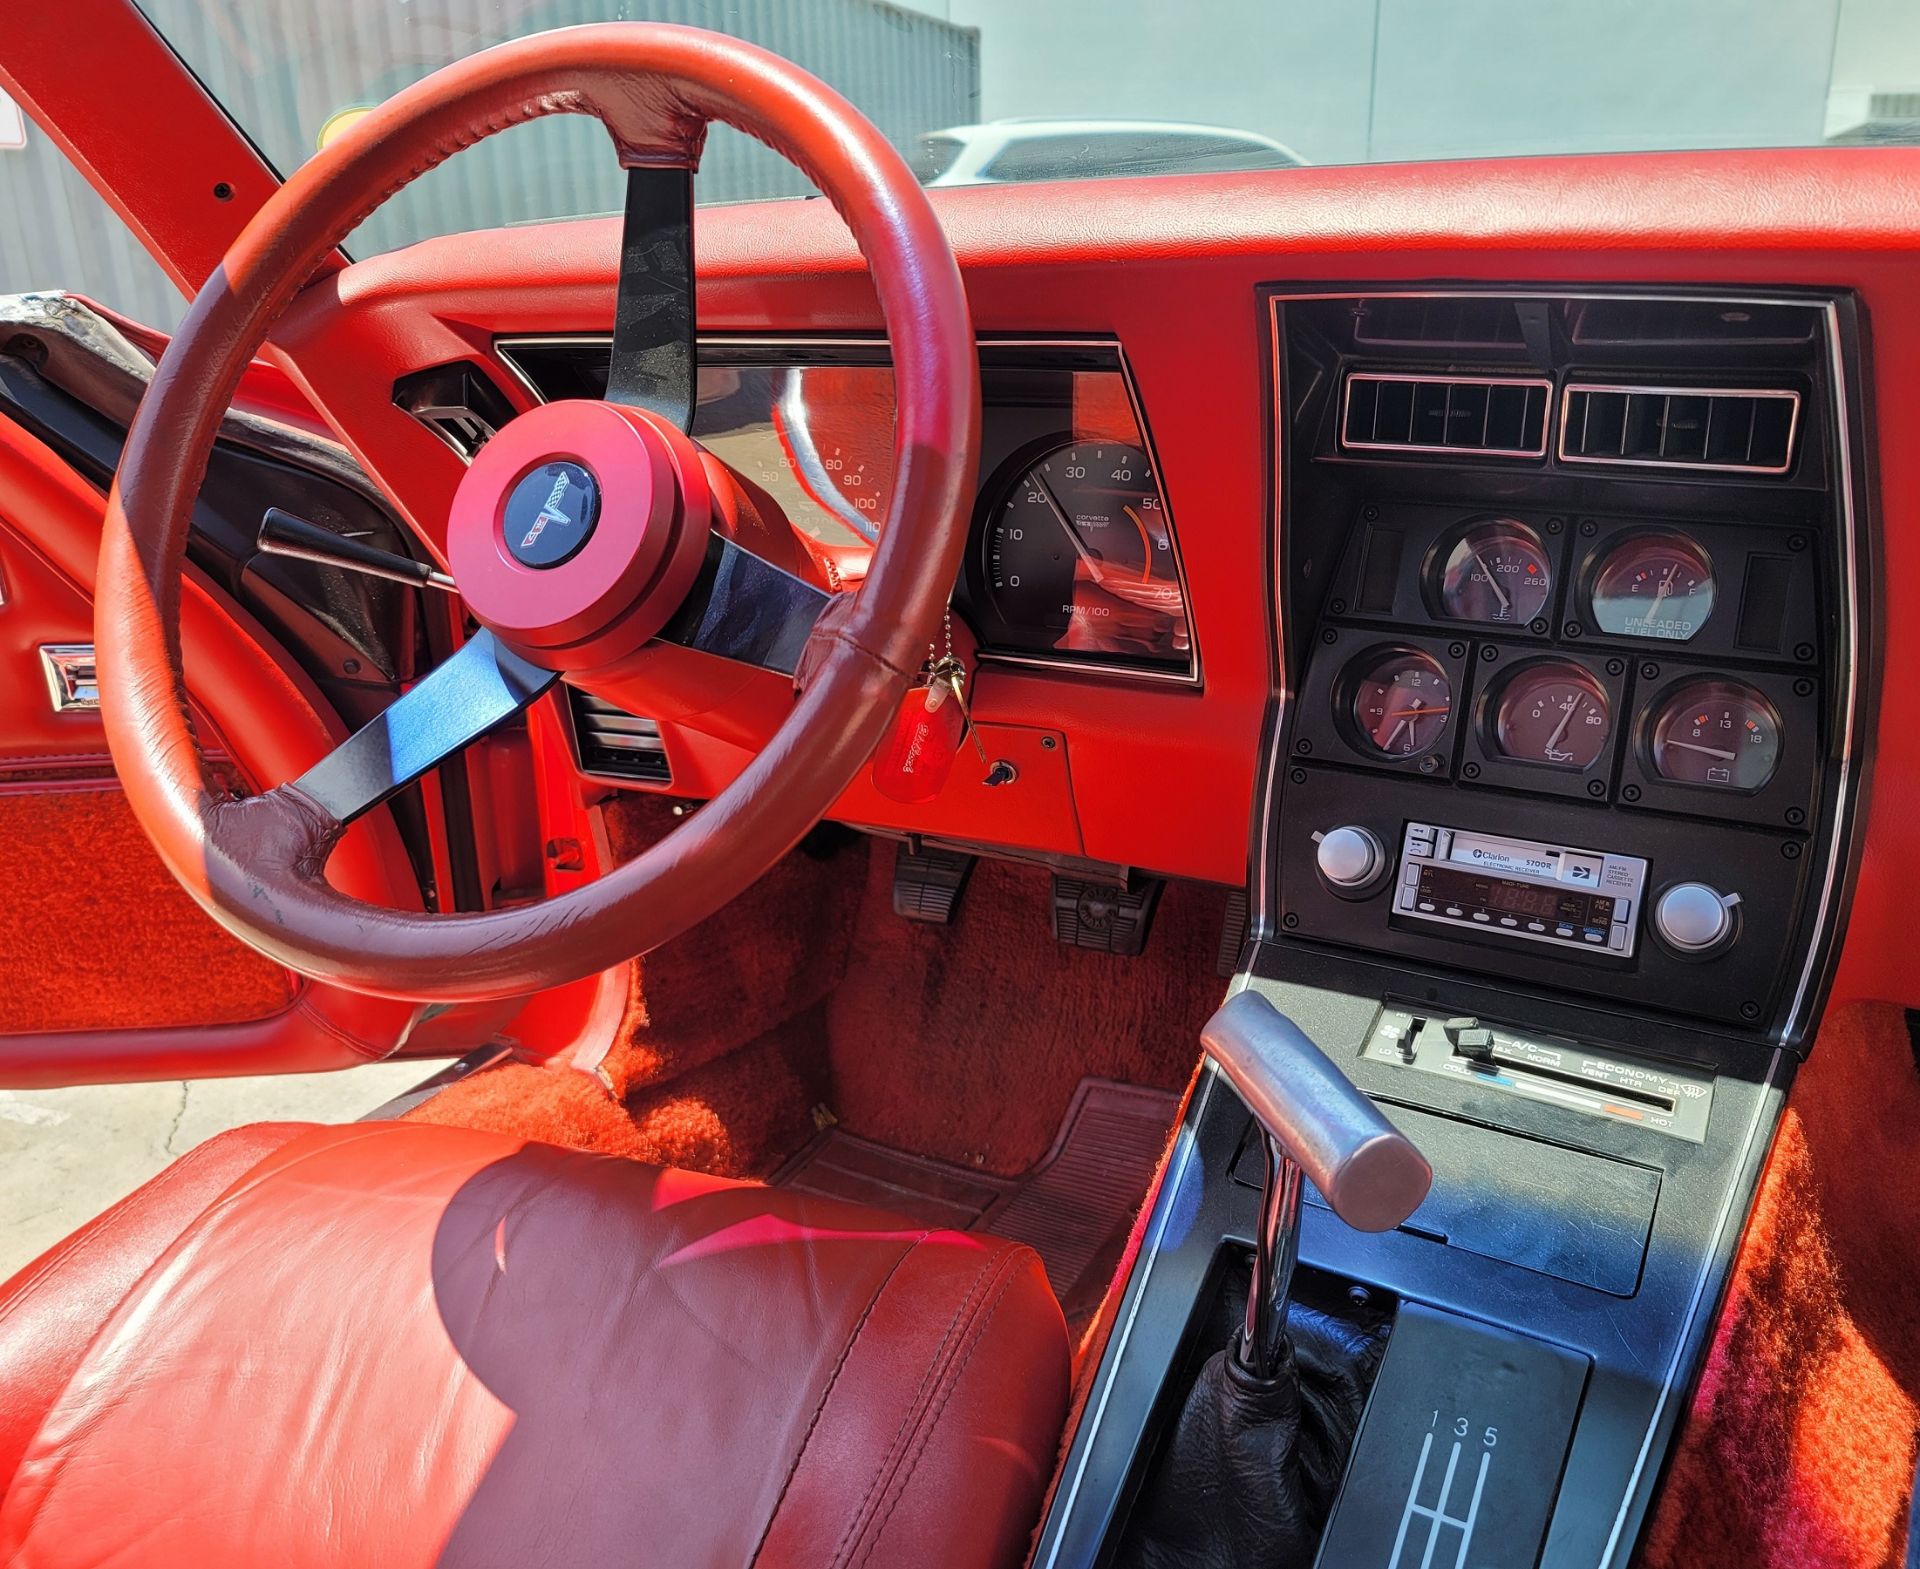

22,1,1920,323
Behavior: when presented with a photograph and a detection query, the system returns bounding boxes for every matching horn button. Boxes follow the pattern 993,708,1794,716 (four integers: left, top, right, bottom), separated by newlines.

447,399,713,673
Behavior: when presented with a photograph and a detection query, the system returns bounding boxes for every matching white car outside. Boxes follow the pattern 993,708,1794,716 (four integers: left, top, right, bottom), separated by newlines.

914,118,1305,187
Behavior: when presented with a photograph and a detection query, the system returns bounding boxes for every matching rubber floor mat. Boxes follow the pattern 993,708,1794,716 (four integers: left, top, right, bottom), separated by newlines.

773,1078,1180,1324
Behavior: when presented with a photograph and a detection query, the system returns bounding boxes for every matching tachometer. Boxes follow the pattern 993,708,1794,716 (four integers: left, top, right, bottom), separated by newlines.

1435,518,1552,625
1347,649,1453,758
1491,660,1611,769
1589,531,1715,641
1649,679,1782,790
979,441,1190,664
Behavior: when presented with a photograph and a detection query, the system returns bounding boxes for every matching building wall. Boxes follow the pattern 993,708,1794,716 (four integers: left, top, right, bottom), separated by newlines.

0,0,978,329
925,0,1845,165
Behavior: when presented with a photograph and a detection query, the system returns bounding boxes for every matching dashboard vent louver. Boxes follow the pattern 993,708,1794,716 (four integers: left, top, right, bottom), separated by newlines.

1566,300,1816,349
1351,297,1526,349
1559,384,1800,474
569,690,671,784
392,362,517,461
1341,373,1551,458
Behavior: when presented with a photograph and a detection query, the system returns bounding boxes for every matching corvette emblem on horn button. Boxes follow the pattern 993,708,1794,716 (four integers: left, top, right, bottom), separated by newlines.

503,458,601,568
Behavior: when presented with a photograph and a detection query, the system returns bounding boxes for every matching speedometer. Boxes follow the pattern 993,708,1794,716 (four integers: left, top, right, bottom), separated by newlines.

977,441,1191,667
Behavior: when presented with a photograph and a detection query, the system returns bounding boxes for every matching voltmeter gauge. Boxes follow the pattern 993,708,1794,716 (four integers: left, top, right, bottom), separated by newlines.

1649,679,1783,791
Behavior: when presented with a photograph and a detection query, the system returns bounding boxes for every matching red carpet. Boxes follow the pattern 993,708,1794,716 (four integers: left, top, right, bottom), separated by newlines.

823,848,1226,1176
410,795,1222,1187
1641,1003,1920,1569
0,788,293,1033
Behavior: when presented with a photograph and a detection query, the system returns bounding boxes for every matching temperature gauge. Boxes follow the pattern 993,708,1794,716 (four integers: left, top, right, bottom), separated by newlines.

1649,679,1783,790
1435,519,1552,626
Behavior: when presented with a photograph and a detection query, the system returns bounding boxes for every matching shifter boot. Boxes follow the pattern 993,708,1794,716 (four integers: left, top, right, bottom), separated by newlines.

1118,1304,1389,1569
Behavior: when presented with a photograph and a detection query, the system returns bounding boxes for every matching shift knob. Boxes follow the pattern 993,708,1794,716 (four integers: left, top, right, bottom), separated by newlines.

1313,826,1385,893
1202,991,1431,1232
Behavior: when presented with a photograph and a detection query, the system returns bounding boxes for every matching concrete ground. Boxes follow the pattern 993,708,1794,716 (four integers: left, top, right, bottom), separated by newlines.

0,1059,437,1280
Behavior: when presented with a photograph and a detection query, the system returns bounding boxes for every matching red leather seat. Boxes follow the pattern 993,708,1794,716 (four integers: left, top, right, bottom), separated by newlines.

0,1121,1070,1567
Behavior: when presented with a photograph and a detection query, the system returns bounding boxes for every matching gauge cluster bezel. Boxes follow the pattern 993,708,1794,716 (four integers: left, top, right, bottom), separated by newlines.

1621,661,1819,829
1462,647,1631,803
1291,628,1471,781
1566,514,1821,663
1310,497,1825,822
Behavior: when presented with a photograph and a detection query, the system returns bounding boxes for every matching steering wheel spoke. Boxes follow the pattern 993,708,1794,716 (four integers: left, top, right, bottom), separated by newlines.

606,167,696,432
656,534,831,676
290,629,558,825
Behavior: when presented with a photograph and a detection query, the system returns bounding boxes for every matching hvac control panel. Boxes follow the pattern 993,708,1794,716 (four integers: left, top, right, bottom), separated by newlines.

1363,1007,1715,1141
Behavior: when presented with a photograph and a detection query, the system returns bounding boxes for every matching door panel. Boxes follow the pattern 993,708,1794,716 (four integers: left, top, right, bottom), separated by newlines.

0,786,295,1035
0,408,482,1084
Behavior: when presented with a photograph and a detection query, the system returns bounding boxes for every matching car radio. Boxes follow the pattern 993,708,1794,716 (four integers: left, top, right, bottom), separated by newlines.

1393,823,1646,957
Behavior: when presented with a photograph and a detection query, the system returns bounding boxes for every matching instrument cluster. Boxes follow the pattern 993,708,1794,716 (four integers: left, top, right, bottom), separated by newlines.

495,336,1196,681
1290,500,1821,830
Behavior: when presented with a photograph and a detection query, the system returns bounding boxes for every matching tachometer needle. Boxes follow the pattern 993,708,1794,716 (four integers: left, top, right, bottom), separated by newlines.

1029,467,1107,577
1030,468,1183,613
1663,738,1738,761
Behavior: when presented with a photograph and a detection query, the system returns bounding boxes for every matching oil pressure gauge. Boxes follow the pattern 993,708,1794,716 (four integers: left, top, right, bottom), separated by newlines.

1491,660,1612,770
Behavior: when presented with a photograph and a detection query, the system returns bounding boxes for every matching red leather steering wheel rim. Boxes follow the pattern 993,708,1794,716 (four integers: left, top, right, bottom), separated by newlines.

96,23,978,1002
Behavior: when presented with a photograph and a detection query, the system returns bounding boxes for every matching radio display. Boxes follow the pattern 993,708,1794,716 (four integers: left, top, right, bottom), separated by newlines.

1487,880,1568,919
1418,864,1617,929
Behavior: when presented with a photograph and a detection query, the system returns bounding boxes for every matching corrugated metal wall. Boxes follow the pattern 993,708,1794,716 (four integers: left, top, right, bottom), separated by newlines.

1,1,978,329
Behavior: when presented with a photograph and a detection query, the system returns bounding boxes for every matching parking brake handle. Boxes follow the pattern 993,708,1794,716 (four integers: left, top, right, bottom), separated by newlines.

1201,990,1432,1379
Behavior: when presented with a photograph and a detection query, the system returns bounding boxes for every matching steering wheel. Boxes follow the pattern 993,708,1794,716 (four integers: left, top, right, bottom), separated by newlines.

96,24,978,1003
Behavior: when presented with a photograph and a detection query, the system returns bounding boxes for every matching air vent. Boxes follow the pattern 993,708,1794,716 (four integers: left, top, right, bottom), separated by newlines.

392,362,517,461
569,690,671,784
1341,374,1551,458
1351,297,1526,349
1566,300,1815,349
1559,384,1800,474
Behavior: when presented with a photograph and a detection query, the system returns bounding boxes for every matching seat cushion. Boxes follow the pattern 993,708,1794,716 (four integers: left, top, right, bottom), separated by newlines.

0,1120,1070,1568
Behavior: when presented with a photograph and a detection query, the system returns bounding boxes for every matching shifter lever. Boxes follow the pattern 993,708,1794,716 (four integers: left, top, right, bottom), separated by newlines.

1201,991,1431,1378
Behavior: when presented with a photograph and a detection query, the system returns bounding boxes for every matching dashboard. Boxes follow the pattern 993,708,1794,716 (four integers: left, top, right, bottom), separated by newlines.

237,147,1920,1022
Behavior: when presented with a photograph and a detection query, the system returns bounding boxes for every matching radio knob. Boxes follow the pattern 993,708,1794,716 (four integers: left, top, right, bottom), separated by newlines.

1313,826,1386,892
1654,882,1741,956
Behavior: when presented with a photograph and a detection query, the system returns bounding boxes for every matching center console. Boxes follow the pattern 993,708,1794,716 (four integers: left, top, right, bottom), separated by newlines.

1034,287,1873,1567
